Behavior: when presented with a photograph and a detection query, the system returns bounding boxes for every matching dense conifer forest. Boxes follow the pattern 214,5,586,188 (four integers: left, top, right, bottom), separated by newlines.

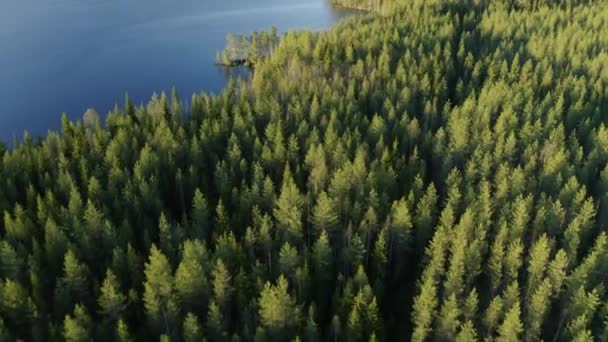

1,0,608,340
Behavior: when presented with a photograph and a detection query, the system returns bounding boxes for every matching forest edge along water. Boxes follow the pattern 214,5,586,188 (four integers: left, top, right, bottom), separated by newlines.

4,0,608,341
0,0,360,145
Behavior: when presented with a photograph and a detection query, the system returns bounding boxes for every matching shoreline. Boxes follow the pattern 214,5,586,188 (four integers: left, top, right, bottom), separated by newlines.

216,4,370,69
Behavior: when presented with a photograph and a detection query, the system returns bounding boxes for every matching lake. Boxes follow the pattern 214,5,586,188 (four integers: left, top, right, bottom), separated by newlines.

0,0,355,143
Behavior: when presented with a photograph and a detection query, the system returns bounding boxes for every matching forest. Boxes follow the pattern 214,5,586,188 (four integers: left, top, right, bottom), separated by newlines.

1,0,608,340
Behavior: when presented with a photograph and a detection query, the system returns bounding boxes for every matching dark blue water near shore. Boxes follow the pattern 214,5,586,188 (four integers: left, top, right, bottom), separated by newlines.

0,0,354,143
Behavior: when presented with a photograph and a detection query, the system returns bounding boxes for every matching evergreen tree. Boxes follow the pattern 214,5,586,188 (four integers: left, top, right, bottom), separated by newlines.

437,294,460,339
158,213,176,264
525,279,552,341
55,250,90,316
279,242,299,280
497,302,523,342
115,319,133,342
183,312,203,342
0,279,36,334
63,304,91,342
526,234,551,296
206,300,224,340
143,245,177,336
274,166,304,243
211,259,232,312
311,192,339,235
98,269,127,321
175,240,209,313
191,189,210,240
258,275,298,339
312,230,332,276
411,278,438,342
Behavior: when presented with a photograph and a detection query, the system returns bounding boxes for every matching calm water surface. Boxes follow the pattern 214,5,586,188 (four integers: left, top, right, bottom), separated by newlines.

0,0,354,143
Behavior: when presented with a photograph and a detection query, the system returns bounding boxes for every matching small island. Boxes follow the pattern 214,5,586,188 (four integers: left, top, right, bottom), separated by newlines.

215,27,280,68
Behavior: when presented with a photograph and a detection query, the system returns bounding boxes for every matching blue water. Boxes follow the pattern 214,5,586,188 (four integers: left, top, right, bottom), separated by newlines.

0,0,354,143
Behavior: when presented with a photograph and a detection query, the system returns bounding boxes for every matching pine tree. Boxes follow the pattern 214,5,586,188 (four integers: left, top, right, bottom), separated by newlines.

115,319,133,342
372,226,388,281
63,304,91,342
214,199,230,236
311,229,333,322
305,144,328,195
489,223,507,293
143,245,177,336
56,250,90,315
44,219,69,279
483,295,504,336
312,230,332,276
525,278,552,342
547,249,568,297
563,288,601,340
504,240,523,284
414,184,438,250
158,213,176,264
0,279,36,333
274,166,304,243
3,204,32,243
214,232,241,271
175,241,209,312
183,313,203,342
191,189,210,240
311,192,339,235
0,241,21,282
564,198,595,265
279,242,299,280
347,297,363,341
304,305,319,342
257,213,274,272
211,259,232,312
526,234,551,297
258,275,298,339
81,200,110,264
497,302,523,342
388,197,413,258
444,213,470,298
411,278,438,342
98,269,127,321
455,321,477,342
437,294,460,339
61,250,89,296
206,300,224,340
463,289,479,322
